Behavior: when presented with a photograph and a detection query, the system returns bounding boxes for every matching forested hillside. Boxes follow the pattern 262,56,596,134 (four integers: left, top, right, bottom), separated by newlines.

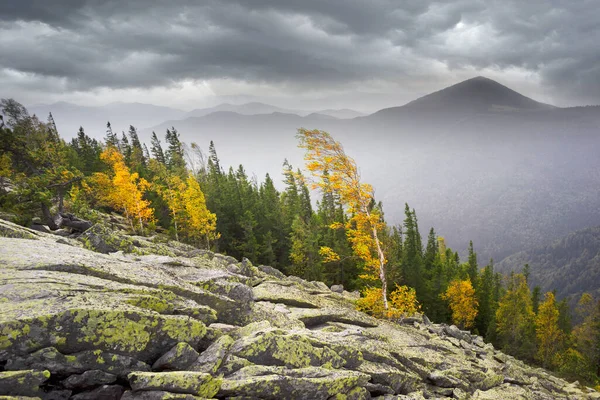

497,226,600,302
3,97,600,386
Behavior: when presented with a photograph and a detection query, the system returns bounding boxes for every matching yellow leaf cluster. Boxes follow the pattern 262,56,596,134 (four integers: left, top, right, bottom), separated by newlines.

93,147,154,232
356,285,420,320
319,246,341,263
441,278,478,329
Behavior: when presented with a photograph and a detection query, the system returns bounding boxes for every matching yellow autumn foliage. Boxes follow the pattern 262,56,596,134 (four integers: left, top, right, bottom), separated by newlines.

441,278,478,329
535,292,564,368
93,147,154,232
298,128,390,308
356,285,420,320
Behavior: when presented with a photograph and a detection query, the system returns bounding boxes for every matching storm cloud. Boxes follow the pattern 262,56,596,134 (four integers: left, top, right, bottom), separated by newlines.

1,0,599,107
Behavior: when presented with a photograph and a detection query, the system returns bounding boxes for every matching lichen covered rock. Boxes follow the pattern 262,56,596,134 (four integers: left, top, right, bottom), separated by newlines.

219,366,370,400
152,343,201,372
0,217,598,399
128,371,221,397
0,370,50,397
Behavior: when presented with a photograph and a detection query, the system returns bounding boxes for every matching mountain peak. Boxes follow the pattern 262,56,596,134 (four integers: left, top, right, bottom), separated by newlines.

401,76,555,113
370,76,556,117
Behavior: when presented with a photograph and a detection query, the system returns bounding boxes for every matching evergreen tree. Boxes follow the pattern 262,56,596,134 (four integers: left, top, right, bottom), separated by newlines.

557,298,572,334
0,98,84,228
467,240,478,283
523,264,531,283
165,127,186,175
150,131,166,164
105,121,119,149
47,113,59,142
475,260,496,337
495,273,536,361
532,286,541,314
128,125,146,171
402,204,424,300
120,132,131,164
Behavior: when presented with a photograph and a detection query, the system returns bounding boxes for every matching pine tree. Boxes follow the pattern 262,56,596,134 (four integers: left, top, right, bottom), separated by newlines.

289,214,321,280
128,125,146,170
257,173,286,268
402,204,424,300
495,273,536,360
165,127,186,175
150,131,166,164
105,121,119,149
532,286,541,314
71,126,102,175
523,264,531,283
46,113,59,142
120,132,132,164
0,99,84,228
475,260,496,337
467,241,478,283
569,293,600,383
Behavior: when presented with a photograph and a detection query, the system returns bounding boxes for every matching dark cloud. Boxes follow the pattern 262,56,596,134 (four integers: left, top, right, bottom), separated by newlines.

1,0,599,105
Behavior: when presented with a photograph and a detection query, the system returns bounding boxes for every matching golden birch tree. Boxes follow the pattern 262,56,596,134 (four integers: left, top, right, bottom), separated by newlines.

297,128,390,309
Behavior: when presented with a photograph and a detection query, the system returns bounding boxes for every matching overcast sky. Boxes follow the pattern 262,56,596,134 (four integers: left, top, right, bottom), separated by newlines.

1,1,599,112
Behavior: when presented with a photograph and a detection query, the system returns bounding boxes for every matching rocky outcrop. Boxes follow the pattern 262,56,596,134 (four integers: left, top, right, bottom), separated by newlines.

0,218,598,399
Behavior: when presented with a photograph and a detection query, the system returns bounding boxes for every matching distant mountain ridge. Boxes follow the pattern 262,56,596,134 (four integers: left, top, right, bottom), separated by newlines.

184,102,298,118
497,225,600,302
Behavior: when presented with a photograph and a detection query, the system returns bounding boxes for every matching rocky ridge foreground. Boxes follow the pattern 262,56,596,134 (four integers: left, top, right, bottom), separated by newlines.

0,218,596,399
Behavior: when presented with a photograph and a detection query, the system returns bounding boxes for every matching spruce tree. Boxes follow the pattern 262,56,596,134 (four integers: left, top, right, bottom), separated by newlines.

402,204,424,300
128,125,146,171
467,240,479,283
165,127,186,175
105,121,119,149
150,131,166,164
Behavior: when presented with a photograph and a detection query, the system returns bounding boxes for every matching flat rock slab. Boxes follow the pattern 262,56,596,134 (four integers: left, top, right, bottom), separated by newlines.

128,371,221,398
0,369,50,397
121,390,207,399
6,347,150,378
61,369,117,389
219,365,370,400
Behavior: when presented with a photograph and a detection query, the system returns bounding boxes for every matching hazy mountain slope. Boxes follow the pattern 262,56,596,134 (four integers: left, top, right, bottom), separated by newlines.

29,101,186,139
497,226,600,301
